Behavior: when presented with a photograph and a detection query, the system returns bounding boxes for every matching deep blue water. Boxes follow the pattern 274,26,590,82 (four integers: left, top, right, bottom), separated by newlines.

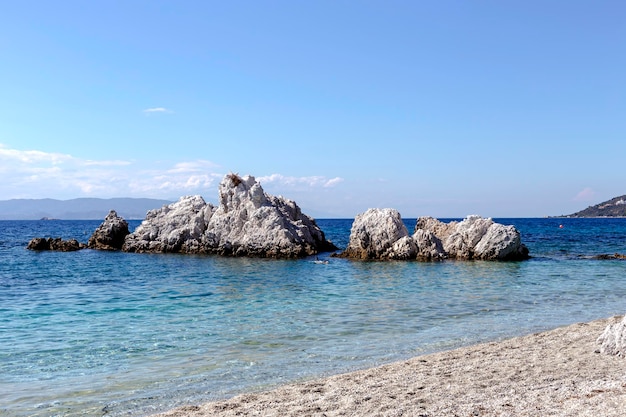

1,218,625,416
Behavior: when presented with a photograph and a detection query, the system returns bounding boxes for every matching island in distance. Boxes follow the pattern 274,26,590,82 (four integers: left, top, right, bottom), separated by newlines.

0,197,173,220
559,195,626,218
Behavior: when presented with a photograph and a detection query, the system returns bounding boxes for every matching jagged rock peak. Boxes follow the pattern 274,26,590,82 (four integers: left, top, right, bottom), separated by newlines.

88,210,130,250
219,173,268,212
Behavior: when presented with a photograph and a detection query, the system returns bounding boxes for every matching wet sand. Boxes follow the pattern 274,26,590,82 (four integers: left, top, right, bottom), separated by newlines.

153,316,626,417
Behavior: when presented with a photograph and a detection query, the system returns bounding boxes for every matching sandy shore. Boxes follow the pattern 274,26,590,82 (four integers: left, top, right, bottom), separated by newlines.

153,316,626,417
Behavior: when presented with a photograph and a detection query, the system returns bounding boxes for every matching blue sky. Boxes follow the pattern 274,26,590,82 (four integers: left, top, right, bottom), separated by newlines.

1,1,624,218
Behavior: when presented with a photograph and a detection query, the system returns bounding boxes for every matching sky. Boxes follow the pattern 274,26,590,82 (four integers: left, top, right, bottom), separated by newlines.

1,1,624,218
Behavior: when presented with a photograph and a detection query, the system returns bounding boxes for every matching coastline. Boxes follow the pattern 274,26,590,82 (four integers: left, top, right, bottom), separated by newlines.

153,316,626,417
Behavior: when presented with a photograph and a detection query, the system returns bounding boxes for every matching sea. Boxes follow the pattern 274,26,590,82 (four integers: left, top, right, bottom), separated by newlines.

1,218,625,416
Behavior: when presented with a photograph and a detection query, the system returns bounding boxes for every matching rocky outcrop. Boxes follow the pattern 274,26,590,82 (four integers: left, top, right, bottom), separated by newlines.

419,215,529,261
123,195,213,253
339,208,409,260
27,210,129,252
123,173,337,258
413,229,446,261
24,173,335,258
597,315,626,357
88,210,130,250
27,237,86,251
337,210,529,261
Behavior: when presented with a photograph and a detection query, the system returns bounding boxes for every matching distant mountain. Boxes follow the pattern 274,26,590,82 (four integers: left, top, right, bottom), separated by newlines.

564,195,626,218
0,198,174,220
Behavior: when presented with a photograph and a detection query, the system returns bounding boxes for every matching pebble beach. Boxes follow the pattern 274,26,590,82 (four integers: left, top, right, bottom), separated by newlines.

154,316,626,417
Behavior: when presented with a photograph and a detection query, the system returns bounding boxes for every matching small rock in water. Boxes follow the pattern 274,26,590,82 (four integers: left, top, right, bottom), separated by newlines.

27,237,85,252
88,210,130,250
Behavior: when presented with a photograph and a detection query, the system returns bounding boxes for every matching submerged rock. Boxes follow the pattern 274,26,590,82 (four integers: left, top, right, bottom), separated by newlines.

591,253,626,260
338,210,529,261
88,210,130,250
598,315,626,357
123,173,336,258
27,237,85,252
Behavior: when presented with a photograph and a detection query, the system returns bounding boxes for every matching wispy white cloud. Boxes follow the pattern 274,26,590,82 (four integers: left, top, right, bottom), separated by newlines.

0,145,345,217
128,172,221,195
254,173,348,218
258,174,345,189
0,144,221,200
0,144,129,169
324,177,344,188
142,107,173,114
82,160,132,167
573,187,597,202
167,160,219,174
0,144,72,164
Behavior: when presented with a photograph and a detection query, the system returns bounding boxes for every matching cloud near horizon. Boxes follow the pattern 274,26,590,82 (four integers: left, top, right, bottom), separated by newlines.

0,144,72,165
258,174,344,189
573,187,597,202
0,145,343,204
0,144,218,199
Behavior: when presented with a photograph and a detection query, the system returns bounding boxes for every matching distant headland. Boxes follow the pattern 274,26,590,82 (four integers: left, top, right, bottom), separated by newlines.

558,195,626,218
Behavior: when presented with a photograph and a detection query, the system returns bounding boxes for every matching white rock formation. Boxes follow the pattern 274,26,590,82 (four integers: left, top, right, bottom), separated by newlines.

442,215,494,259
413,229,446,261
473,222,524,260
123,195,213,253
340,208,409,260
123,173,335,258
203,174,334,257
415,216,457,241
414,215,528,261
339,211,529,261
415,215,528,261
386,236,418,260
597,315,626,357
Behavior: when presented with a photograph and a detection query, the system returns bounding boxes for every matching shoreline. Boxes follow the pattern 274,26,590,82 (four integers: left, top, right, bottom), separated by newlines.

153,316,626,417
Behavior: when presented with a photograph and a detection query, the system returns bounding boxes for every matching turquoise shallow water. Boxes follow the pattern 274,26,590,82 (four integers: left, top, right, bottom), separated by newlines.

1,218,625,416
